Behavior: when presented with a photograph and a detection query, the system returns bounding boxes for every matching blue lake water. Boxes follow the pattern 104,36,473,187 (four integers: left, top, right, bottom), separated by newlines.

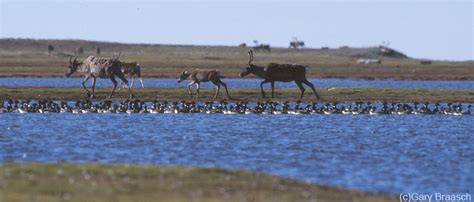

1,113,472,195
1,77,474,90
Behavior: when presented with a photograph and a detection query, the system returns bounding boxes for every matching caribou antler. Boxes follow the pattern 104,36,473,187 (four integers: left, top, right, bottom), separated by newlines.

248,50,254,65
112,52,122,60
74,56,78,63
69,56,73,64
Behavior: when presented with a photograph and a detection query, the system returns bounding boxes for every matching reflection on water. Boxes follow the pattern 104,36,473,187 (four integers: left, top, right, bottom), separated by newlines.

1,77,474,90
1,113,473,194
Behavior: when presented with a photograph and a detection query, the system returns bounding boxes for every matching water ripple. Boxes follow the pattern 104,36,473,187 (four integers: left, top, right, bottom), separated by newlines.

0,113,473,194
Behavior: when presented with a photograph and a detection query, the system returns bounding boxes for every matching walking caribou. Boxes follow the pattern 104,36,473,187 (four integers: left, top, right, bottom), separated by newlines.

177,69,231,99
66,55,133,99
239,50,320,99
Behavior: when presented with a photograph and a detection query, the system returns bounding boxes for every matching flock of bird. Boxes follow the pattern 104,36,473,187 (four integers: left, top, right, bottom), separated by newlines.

1,99,472,116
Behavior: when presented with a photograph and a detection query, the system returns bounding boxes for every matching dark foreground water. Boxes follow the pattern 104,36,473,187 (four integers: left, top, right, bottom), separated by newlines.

1,113,472,195
2,77,474,90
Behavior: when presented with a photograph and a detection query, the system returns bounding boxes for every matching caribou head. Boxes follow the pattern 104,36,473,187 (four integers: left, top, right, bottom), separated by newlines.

177,70,190,83
66,56,80,77
239,50,263,78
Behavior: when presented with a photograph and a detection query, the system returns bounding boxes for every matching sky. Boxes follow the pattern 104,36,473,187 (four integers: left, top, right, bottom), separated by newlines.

0,0,472,61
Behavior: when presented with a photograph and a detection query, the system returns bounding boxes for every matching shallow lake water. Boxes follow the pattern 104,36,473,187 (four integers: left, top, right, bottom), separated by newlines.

1,113,472,194
2,77,474,90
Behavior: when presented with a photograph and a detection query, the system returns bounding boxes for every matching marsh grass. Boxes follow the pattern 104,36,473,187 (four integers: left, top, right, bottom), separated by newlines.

0,163,396,202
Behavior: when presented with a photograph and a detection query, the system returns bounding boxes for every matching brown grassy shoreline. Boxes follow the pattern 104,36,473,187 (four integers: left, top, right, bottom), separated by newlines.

0,163,397,202
1,87,473,102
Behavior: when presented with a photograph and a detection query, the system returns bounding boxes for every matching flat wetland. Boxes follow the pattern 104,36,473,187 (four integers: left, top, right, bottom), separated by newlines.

1,39,472,201
1,39,473,80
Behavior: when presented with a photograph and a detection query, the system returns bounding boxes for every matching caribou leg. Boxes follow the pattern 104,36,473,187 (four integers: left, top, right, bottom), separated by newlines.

82,75,91,97
139,77,145,88
117,74,134,99
130,77,135,88
302,79,320,99
90,75,97,98
271,81,275,98
108,76,118,99
187,81,195,98
221,82,231,99
137,72,145,88
195,83,200,98
260,80,270,98
295,81,306,99
213,84,221,99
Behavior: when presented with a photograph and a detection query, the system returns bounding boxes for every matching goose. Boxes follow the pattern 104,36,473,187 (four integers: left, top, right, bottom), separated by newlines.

18,107,28,114
368,107,380,115
244,109,256,114
341,105,352,115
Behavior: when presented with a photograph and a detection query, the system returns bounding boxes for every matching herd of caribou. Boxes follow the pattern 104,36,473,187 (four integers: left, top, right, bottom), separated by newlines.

66,50,320,100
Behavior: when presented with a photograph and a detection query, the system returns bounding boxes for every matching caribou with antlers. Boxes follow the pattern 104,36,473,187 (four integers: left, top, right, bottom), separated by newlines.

65,54,133,99
239,50,320,99
177,69,231,99
289,37,305,49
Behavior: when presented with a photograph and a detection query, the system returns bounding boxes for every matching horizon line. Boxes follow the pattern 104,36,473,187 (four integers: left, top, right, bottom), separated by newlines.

2,37,473,62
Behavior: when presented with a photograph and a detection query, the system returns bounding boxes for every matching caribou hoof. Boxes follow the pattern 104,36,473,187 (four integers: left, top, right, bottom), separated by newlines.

130,94,135,99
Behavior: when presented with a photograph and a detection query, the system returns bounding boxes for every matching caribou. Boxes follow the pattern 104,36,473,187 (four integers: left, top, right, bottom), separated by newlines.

289,41,304,49
177,69,231,99
378,41,394,56
254,44,271,52
120,62,144,88
253,40,271,52
66,55,133,99
239,50,320,99
289,38,305,49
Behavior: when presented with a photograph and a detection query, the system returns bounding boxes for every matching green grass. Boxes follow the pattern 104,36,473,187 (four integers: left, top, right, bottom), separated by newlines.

0,163,396,202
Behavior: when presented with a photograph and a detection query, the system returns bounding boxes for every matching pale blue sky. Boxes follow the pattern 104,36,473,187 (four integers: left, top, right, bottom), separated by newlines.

1,0,472,61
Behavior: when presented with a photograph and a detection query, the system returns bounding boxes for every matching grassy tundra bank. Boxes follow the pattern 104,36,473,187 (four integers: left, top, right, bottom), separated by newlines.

1,38,473,80
0,163,396,202
0,87,473,103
